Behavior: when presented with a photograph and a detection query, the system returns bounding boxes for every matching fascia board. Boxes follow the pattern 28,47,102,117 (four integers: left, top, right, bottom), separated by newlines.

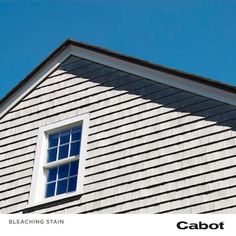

1,44,236,120
70,45,236,107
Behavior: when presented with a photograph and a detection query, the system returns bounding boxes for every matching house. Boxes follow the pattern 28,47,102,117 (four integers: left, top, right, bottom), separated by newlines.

1,39,236,214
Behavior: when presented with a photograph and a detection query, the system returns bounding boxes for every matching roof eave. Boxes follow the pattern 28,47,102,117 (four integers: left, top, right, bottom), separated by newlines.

1,39,236,116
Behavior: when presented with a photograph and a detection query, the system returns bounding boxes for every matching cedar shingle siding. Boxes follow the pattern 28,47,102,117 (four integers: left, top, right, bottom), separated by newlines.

1,54,236,214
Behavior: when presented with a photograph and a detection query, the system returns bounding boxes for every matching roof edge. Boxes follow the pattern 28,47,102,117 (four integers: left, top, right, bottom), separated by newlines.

1,38,236,110
66,39,236,94
0,39,70,106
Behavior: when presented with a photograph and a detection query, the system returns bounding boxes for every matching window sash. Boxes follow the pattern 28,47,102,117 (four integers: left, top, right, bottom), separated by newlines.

45,159,79,198
43,155,80,169
47,126,82,163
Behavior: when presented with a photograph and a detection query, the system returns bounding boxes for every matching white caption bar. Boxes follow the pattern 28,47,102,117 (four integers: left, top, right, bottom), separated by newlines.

0,214,235,236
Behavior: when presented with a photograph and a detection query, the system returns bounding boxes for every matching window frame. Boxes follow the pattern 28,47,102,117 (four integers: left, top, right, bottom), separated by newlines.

28,113,90,207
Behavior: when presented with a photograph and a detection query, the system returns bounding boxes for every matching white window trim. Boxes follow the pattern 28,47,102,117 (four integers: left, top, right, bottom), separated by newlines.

28,113,90,207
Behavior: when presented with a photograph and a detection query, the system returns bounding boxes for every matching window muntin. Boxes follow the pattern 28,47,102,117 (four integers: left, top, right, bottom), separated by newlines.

44,126,82,198
45,160,79,198
47,126,81,163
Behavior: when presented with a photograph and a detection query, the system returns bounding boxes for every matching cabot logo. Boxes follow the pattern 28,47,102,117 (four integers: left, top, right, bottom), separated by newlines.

177,221,224,230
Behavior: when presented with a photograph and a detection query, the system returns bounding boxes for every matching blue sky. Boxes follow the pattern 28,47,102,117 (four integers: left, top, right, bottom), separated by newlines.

0,0,236,99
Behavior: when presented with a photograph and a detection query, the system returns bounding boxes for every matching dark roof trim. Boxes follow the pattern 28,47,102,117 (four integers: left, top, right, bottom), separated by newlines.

68,39,236,93
1,39,236,108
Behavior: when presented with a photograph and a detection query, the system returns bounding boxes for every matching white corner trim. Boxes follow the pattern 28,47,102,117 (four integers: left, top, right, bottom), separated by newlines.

28,113,90,208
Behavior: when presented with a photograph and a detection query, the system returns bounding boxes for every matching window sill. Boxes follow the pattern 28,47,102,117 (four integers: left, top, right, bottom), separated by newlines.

27,190,83,210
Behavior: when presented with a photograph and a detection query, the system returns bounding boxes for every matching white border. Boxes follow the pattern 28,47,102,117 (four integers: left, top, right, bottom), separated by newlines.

28,113,90,208
1,214,235,235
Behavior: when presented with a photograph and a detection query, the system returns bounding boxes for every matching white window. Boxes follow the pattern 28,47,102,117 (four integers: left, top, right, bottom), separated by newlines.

28,114,89,207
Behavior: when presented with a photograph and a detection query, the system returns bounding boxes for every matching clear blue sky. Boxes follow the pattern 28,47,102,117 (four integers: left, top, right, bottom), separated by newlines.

1,0,236,99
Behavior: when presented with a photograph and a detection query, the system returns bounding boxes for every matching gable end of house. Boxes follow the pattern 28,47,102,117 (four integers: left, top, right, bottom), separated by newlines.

1,39,236,119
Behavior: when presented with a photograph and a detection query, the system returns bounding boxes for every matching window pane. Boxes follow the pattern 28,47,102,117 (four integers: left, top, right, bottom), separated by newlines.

70,141,80,156
68,176,77,192
58,163,69,179
47,147,57,163
45,182,56,198
60,130,70,145
47,167,57,182
49,133,59,148
70,161,79,176
72,127,82,141
56,179,68,195
58,144,69,159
